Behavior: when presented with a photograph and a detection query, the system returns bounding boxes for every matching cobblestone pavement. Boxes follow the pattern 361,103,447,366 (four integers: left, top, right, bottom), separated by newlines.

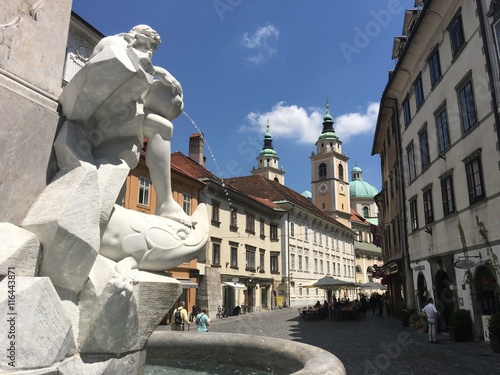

204,308,500,375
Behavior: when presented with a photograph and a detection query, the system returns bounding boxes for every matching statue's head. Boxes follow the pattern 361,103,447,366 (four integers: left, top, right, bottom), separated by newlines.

129,25,161,54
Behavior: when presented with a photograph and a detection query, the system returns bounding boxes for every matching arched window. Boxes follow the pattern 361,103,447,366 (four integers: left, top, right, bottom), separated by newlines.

363,206,369,217
319,163,327,180
338,164,344,181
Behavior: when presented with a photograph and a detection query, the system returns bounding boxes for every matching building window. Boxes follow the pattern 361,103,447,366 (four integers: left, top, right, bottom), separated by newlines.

138,177,150,206
319,163,327,180
230,209,238,231
290,222,295,237
270,224,278,241
305,256,309,272
327,261,330,275
410,198,419,231
428,49,441,87
449,13,465,56
320,259,324,274
419,128,430,169
423,188,434,224
230,246,238,268
435,107,450,154
260,218,265,239
290,253,295,271
260,250,265,271
363,206,369,217
211,200,220,226
246,248,256,270
441,174,455,216
246,213,255,234
298,255,303,271
182,193,191,215
338,164,344,181
314,258,318,273
407,142,416,182
402,96,411,127
457,80,477,133
465,155,485,204
270,253,279,273
304,226,309,242
414,75,424,109
313,230,317,244
212,243,220,266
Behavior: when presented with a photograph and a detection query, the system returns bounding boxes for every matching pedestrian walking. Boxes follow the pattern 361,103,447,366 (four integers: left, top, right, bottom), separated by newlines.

171,301,190,331
369,294,376,316
334,299,342,322
422,297,439,343
196,307,211,332
376,294,384,318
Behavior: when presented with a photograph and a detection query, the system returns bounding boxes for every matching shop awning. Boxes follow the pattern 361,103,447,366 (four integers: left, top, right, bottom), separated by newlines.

177,279,198,289
223,281,247,290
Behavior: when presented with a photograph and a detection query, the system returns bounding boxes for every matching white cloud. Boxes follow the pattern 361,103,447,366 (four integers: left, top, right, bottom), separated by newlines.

239,25,279,65
334,102,379,141
242,102,379,144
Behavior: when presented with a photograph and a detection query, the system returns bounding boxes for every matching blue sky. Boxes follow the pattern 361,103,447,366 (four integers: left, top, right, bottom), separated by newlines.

72,0,415,195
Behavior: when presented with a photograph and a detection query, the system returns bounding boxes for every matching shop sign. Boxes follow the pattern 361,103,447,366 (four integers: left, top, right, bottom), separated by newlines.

413,265,425,271
454,259,476,269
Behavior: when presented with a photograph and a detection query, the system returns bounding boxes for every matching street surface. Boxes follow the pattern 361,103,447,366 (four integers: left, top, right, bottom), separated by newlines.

206,307,500,375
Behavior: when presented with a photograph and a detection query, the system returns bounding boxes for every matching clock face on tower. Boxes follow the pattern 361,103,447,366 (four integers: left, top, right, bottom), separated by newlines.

319,183,328,194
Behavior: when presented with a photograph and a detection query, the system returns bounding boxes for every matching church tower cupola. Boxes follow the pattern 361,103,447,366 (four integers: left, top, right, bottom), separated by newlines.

310,102,351,227
316,103,342,155
251,120,285,184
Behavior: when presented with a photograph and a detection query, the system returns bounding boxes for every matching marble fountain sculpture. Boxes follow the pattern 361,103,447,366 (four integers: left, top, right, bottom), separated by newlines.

0,24,208,374
0,18,345,374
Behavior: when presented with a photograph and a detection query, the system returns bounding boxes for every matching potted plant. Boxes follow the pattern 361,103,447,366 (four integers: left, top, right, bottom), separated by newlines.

488,312,500,353
449,309,473,342
400,308,417,327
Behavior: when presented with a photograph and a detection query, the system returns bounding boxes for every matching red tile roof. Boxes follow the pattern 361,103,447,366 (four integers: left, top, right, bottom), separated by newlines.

350,208,367,224
226,175,352,232
171,152,282,211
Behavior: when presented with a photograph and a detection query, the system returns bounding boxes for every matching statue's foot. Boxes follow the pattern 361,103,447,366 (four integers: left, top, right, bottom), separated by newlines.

110,273,135,298
157,201,198,228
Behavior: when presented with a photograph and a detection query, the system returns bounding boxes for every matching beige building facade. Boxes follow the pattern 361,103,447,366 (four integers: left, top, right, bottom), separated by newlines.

375,0,500,338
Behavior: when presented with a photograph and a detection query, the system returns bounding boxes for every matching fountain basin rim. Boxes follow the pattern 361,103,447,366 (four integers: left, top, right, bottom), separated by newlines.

146,330,345,375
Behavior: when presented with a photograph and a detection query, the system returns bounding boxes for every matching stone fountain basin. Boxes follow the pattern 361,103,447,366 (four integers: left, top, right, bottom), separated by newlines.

146,331,346,375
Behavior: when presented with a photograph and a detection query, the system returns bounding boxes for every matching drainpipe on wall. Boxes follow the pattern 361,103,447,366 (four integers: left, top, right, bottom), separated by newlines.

476,0,500,153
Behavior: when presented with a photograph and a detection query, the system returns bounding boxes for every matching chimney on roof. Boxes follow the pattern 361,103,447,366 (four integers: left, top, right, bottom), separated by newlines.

189,133,206,167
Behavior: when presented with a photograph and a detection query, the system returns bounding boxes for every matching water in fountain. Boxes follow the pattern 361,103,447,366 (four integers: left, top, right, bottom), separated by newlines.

145,360,272,374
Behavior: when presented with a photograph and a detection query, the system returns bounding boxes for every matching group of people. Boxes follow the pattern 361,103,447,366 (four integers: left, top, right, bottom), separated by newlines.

171,301,211,332
364,293,387,318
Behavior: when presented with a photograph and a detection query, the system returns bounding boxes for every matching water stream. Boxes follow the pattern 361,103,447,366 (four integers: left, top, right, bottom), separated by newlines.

182,111,232,207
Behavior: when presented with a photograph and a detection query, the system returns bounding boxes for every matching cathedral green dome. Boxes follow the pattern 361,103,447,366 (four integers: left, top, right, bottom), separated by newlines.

350,180,379,198
349,165,378,198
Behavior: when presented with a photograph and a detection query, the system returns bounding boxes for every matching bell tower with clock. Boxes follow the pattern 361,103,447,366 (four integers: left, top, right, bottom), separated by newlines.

310,103,351,227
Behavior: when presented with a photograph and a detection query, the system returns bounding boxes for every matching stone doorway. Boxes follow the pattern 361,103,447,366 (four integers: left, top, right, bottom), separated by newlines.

435,270,453,332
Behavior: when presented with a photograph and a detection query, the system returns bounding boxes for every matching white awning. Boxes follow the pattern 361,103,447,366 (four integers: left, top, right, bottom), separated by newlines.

223,282,247,290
